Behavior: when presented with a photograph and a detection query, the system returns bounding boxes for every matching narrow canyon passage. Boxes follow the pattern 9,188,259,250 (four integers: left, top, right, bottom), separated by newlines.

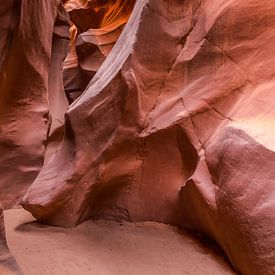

0,0,275,274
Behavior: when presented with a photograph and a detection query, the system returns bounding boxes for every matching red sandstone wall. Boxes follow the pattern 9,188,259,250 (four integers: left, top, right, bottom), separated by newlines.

0,1,275,274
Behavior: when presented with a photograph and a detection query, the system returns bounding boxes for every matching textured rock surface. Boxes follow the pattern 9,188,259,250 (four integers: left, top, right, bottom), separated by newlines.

1,0,274,274
0,0,70,208
21,0,275,274
0,3,70,270
63,0,135,103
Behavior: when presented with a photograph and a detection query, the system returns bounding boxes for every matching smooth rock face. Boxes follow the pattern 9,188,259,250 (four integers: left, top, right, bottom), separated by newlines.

0,0,70,208
0,3,70,270
1,0,274,274
63,0,135,103
21,0,275,274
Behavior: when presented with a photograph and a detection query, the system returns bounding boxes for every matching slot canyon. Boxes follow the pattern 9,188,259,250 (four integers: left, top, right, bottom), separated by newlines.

0,0,274,274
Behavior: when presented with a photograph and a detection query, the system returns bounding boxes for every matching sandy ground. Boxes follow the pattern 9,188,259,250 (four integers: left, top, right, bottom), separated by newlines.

0,239,23,275
4,209,235,275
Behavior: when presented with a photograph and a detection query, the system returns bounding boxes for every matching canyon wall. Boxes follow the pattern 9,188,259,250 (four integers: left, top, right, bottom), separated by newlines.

0,0,70,208
0,0,275,274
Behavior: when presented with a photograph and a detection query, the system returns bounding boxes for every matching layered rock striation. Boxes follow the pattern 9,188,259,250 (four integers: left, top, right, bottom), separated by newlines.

0,0,70,208
1,0,275,274
63,0,136,103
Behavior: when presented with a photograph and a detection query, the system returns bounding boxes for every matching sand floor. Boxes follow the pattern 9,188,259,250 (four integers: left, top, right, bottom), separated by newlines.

4,209,235,275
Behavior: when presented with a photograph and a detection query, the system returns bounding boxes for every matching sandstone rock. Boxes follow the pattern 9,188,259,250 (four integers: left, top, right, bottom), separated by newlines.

63,0,135,103
0,0,70,207
22,0,275,273
0,204,22,274
1,0,274,274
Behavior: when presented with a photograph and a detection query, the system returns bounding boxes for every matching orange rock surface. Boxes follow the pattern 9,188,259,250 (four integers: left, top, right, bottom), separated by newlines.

0,1,275,274
0,0,70,208
63,0,136,102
